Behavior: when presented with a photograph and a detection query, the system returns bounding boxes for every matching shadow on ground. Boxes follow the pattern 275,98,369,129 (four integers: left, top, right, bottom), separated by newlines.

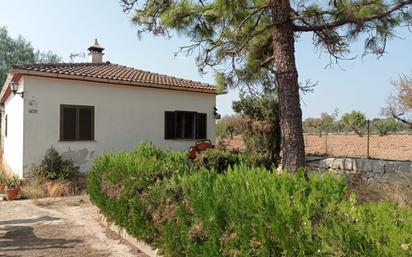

0,216,111,257
0,216,61,226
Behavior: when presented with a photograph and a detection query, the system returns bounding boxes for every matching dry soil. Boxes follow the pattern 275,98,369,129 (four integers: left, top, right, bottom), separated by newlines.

0,195,148,257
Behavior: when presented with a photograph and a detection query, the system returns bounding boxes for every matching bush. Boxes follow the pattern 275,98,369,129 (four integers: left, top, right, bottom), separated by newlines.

88,144,412,257
88,144,194,242
194,148,274,172
232,93,281,166
32,148,80,180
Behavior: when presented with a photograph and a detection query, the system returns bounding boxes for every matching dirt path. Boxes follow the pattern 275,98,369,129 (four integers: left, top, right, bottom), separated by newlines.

0,195,148,257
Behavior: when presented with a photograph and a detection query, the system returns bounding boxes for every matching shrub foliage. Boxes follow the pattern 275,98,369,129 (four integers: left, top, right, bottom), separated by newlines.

32,148,80,180
194,147,273,173
88,144,412,257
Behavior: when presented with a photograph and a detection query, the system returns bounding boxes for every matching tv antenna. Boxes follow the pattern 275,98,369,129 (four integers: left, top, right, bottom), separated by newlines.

69,52,86,62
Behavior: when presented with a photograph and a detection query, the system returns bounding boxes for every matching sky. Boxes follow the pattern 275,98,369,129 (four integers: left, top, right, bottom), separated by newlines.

0,0,411,119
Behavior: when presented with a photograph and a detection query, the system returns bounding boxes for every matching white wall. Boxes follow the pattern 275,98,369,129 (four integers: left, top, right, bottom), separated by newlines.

3,80,24,177
22,76,216,175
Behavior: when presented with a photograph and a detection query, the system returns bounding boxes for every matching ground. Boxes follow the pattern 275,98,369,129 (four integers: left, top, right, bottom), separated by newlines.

304,134,412,160
218,134,412,161
0,195,148,257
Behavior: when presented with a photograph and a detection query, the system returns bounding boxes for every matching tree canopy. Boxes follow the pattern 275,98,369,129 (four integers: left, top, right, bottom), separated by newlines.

341,110,367,136
121,0,411,89
303,109,339,135
0,27,62,88
121,0,412,171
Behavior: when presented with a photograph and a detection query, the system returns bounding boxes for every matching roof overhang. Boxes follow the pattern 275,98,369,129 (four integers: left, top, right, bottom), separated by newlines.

0,73,23,104
7,69,220,96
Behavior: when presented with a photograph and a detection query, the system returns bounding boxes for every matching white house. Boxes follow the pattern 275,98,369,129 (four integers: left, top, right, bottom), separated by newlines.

0,40,219,178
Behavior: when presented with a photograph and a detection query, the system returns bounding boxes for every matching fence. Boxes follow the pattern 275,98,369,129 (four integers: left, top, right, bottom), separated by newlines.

218,126,412,161
304,127,412,161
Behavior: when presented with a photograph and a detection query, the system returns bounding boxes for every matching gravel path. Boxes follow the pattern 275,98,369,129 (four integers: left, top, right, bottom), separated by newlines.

0,195,148,257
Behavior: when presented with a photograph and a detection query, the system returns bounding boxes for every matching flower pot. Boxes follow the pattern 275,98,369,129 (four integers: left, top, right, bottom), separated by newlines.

4,187,19,201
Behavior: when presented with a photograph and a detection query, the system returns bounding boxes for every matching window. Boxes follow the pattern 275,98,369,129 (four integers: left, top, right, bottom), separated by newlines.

165,111,207,140
5,114,7,138
60,105,94,141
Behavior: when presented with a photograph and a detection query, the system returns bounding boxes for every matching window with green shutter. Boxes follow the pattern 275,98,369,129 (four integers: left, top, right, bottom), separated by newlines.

60,105,94,141
164,111,207,140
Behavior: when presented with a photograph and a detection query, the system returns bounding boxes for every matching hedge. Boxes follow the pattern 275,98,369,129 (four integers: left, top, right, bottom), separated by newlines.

88,144,412,257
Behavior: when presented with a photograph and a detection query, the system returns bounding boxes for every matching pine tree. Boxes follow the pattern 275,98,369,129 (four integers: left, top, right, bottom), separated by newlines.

121,0,412,171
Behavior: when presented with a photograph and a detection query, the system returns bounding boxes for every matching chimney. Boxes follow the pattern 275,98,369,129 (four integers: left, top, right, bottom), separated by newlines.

88,39,104,63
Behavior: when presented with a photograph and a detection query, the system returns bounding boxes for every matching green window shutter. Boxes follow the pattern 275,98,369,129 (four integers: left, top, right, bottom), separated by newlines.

165,111,176,139
196,113,207,139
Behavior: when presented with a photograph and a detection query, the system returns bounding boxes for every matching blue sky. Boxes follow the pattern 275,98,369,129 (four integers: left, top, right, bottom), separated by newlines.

0,0,411,119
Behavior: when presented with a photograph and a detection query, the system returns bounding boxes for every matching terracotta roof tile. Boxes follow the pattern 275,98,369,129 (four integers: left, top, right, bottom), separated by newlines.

12,62,217,94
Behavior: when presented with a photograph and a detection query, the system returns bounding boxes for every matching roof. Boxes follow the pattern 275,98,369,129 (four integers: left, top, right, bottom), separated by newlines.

9,62,217,94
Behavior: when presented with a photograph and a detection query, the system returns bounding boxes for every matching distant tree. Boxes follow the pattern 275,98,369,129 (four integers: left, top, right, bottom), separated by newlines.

383,74,412,128
319,110,339,133
303,109,339,135
216,115,245,139
373,118,405,135
0,27,62,88
34,50,63,64
121,0,412,171
341,111,367,136
303,117,323,134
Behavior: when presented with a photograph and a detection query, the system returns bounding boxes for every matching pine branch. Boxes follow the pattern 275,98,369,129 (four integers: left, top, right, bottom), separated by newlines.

236,5,270,32
389,108,412,128
293,0,412,32
260,55,275,67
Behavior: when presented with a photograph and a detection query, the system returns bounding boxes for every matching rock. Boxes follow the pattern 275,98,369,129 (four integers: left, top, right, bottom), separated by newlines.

342,158,353,171
331,158,344,170
372,160,385,174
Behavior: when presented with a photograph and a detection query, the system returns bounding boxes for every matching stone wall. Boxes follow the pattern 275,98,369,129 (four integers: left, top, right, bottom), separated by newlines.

306,157,412,207
307,157,412,208
306,157,412,182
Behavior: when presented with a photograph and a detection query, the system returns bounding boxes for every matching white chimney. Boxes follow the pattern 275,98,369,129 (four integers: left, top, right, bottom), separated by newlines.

88,39,104,63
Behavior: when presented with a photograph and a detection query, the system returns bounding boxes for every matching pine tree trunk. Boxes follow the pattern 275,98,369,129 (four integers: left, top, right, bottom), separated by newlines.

271,0,305,172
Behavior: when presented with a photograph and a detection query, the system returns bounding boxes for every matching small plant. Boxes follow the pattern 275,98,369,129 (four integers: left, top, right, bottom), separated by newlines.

33,148,80,180
4,176,21,189
3,176,22,201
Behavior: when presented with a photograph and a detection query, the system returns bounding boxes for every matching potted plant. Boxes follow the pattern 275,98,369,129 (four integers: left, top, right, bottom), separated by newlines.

4,176,21,201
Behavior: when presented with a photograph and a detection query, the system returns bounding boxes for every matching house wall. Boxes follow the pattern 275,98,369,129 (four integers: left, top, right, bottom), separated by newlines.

22,76,216,175
3,80,25,177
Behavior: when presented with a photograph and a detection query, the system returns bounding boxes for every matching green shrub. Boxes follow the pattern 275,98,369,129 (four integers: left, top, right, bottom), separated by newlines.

4,175,22,189
88,144,194,242
88,144,412,257
32,148,79,180
232,93,281,166
195,148,241,173
195,148,274,173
